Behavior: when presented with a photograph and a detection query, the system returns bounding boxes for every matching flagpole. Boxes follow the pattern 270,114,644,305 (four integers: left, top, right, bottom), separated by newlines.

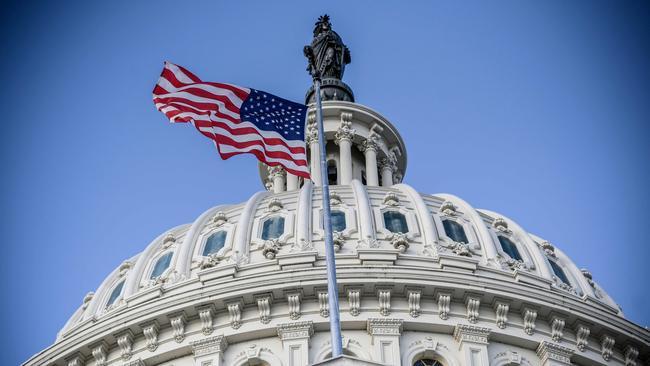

313,76,344,357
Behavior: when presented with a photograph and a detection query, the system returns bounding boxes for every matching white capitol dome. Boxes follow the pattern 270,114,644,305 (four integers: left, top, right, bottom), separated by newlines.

26,18,648,366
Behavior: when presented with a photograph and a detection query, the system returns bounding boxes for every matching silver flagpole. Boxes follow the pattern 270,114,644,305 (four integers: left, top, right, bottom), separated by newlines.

313,77,344,357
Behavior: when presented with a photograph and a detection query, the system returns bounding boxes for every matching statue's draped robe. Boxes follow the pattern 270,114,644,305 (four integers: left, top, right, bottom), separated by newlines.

310,30,349,79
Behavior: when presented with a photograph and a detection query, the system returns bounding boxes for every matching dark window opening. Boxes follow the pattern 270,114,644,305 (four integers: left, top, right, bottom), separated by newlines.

549,260,571,285
442,219,468,244
327,160,337,185
383,211,408,233
498,236,523,261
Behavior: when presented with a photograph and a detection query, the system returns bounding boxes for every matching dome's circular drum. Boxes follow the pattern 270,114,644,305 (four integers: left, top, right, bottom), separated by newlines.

28,177,648,366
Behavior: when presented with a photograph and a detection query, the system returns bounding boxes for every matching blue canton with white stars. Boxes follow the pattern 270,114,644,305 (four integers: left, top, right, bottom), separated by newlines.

240,89,307,141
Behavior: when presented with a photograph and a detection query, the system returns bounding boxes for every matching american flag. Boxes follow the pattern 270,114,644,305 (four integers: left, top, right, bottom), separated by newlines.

153,62,310,178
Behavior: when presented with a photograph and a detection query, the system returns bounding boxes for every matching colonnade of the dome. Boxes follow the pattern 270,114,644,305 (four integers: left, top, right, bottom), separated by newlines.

260,101,407,193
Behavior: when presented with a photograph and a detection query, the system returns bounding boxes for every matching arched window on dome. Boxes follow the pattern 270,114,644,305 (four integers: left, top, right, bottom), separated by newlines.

549,259,571,286
105,280,124,308
442,219,468,244
262,216,285,240
498,236,523,261
202,231,227,256
414,360,444,366
331,210,346,232
150,252,173,279
383,211,408,234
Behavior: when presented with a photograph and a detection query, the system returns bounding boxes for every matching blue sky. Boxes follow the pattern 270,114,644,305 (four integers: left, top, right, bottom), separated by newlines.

1,1,649,364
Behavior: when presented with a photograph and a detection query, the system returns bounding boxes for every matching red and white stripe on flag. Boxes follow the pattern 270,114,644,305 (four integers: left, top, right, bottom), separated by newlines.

153,62,310,178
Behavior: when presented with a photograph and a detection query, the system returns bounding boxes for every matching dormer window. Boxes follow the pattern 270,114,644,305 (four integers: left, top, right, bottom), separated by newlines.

331,210,346,232
442,219,468,244
262,216,285,240
383,211,408,233
150,252,173,279
549,260,571,285
498,236,522,261
106,281,124,308
203,231,227,256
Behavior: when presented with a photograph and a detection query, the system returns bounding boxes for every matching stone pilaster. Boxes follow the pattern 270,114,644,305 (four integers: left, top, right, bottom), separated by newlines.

453,324,491,366
536,341,574,366
277,321,314,366
191,335,228,366
367,318,403,366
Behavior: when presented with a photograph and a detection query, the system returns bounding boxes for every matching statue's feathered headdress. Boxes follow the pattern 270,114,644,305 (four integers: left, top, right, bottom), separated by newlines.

313,14,331,36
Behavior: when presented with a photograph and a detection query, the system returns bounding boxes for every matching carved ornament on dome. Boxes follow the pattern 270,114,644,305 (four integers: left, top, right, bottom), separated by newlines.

359,134,380,153
191,335,228,357
367,318,403,335
625,345,639,366
261,239,281,259
393,171,403,184
162,233,176,249
388,232,409,253
256,296,272,324
493,217,511,233
104,298,126,313
357,236,380,248
227,302,243,329
276,321,314,340
421,241,438,258
318,291,329,317
329,192,342,206
267,165,286,179
379,155,397,173
332,231,345,252
211,211,228,226
494,350,532,366
91,342,108,366
82,292,94,309
305,113,318,145
439,201,459,216
196,305,215,335
335,113,356,143
453,324,491,345
536,341,574,365
267,198,284,212
581,268,604,299
169,312,187,342
437,240,472,257
236,344,274,362
496,254,530,272
600,335,615,361
575,324,590,352
553,279,578,295
409,336,445,352
227,250,249,266
118,261,133,277
198,253,224,269
264,179,273,191
540,241,556,258
383,191,400,206
292,238,314,252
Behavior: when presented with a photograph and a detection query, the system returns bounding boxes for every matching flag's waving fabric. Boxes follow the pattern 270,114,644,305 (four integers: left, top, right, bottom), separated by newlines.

153,62,310,178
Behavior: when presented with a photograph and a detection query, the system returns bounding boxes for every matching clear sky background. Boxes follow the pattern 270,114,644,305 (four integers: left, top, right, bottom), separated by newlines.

1,1,649,364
